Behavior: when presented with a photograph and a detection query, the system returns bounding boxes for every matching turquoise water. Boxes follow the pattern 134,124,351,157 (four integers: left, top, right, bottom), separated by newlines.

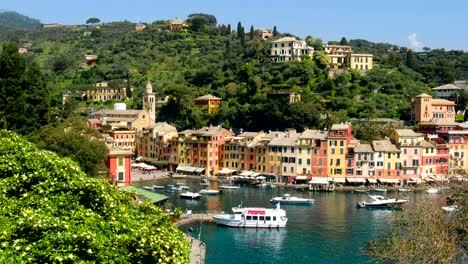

147,179,416,264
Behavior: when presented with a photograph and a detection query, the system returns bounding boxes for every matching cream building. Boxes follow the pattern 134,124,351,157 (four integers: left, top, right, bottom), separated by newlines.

324,45,373,72
270,37,314,62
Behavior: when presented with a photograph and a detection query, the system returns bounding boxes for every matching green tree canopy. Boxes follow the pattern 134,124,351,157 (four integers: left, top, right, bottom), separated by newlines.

0,130,190,263
29,117,109,178
86,17,101,24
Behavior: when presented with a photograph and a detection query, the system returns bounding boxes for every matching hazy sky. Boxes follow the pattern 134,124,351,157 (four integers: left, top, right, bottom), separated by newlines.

2,0,467,51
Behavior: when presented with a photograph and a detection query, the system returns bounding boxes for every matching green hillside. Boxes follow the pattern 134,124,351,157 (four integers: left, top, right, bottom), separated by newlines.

0,11,41,29
1,13,467,135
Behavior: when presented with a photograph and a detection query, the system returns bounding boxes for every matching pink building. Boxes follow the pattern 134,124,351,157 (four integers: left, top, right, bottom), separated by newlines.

411,93,456,124
311,131,328,177
107,148,132,186
390,129,424,181
109,130,136,153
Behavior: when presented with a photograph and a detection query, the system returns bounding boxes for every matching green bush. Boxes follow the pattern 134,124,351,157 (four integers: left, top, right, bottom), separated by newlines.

0,130,190,263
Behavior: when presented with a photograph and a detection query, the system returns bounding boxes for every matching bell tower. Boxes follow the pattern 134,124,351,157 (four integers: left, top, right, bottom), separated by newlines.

143,81,156,120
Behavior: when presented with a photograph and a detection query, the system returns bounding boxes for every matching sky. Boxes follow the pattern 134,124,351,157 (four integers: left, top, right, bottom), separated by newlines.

2,0,467,51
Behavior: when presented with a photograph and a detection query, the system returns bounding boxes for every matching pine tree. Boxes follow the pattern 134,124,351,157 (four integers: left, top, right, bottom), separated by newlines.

237,22,242,39
339,37,348,45
0,42,49,134
249,25,254,40
240,26,245,46
273,26,278,36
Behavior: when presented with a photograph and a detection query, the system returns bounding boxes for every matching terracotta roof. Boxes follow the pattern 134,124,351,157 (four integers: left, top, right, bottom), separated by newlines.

432,99,455,105
431,84,461,91
272,37,299,42
194,126,230,136
331,123,351,130
420,140,435,148
355,144,373,153
194,94,221,101
415,93,432,98
372,140,400,153
396,129,423,137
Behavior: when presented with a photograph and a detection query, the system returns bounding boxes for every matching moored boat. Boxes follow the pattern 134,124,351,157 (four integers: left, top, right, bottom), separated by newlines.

357,195,408,208
374,188,387,192
354,189,369,193
213,203,287,228
270,194,314,204
199,189,220,195
179,191,201,199
219,185,240,190
426,188,440,194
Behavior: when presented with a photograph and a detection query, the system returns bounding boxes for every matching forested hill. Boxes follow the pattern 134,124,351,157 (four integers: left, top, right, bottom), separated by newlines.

0,13,467,136
0,11,42,29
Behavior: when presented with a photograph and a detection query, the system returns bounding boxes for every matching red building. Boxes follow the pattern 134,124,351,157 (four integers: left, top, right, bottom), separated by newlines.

106,148,133,186
194,94,222,114
311,131,328,177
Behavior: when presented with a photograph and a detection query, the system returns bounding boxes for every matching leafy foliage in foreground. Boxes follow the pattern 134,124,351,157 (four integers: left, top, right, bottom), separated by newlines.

366,182,467,264
0,130,190,263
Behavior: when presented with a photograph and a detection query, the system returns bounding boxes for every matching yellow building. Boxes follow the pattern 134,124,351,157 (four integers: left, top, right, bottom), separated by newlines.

350,54,373,71
81,81,128,102
324,45,373,72
270,37,314,62
327,123,353,179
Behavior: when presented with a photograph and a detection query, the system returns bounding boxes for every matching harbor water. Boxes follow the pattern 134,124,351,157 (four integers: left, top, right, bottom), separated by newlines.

144,179,427,264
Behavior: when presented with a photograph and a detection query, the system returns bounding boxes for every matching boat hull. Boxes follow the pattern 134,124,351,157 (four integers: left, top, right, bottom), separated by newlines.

270,199,314,204
213,215,287,228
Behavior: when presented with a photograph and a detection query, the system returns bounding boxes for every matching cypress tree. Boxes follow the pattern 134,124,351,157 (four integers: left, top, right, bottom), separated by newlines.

226,24,231,35
237,22,242,39
249,25,254,40
339,37,348,45
273,26,278,36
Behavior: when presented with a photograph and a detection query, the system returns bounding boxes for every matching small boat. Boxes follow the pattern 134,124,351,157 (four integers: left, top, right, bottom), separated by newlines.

374,188,387,192
219,185,240,190
270,194,314,204
179,192,201,199
256,183,267,188
398,188,410,192
200,178,209,186
213,203,288,228
152,185,164,189
199,189,220,195
441,205,458,213
143,186,154,190
357,195,408,208
354,189,369,193
175,183,190,190
426,188,441,194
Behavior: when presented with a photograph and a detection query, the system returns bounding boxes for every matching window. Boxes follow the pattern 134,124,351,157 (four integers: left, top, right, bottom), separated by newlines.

330,159,333,166
331,148,335,154
298,159,302,165
118,157,123,166
118,172,124,181
307,159,311,165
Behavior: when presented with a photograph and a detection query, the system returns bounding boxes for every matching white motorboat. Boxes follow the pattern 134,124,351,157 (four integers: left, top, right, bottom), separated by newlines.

354,189,369,193
213,203,287,228
374,188,387,192
200,179,209,186
219,185,240,190
398,188,410,192
199,189,220,195
441,205,458,213
426,188,441,194
179,191,201,199
143,186,154,190
357,195,408,208
152,185,164,189
270,194,314,204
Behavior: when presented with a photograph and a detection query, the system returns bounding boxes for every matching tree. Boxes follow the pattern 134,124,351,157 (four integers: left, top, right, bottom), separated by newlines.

405,49,416,69
0,130,190,263
226,24,231,35
237,22,242,39
86,17,101,25
249,25,254,40
366,182,467,263
187,13,217,26
29,117,110,178
339,37,348,45
273,26,278,36
0,42,50,135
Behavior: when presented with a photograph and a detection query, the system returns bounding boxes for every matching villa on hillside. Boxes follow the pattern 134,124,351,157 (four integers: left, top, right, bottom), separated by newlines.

270,37,314,62
194,94,222,114
324,45,373,75
410,93,456,124
169,19,188,32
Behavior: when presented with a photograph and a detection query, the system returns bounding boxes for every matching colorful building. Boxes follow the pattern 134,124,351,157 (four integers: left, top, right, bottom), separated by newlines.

194,94,222,114
107,148,132,186
327,123,353,180
324,45,373,73
410,93,456,124
109,129,137,153
390,129,425,181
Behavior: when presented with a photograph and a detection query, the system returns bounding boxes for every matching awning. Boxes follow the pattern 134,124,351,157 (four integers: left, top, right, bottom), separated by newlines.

367,179,377,183
347,177,366,183
333,178,346,183
295,176,308,180
218,168,236,174
378,178,400,183
309,178,329,184
240,171,254,177
194,168,205,173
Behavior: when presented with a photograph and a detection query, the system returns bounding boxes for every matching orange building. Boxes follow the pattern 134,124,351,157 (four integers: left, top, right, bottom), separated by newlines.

106,148,133,186
194,94,222,114
411,93,456,124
